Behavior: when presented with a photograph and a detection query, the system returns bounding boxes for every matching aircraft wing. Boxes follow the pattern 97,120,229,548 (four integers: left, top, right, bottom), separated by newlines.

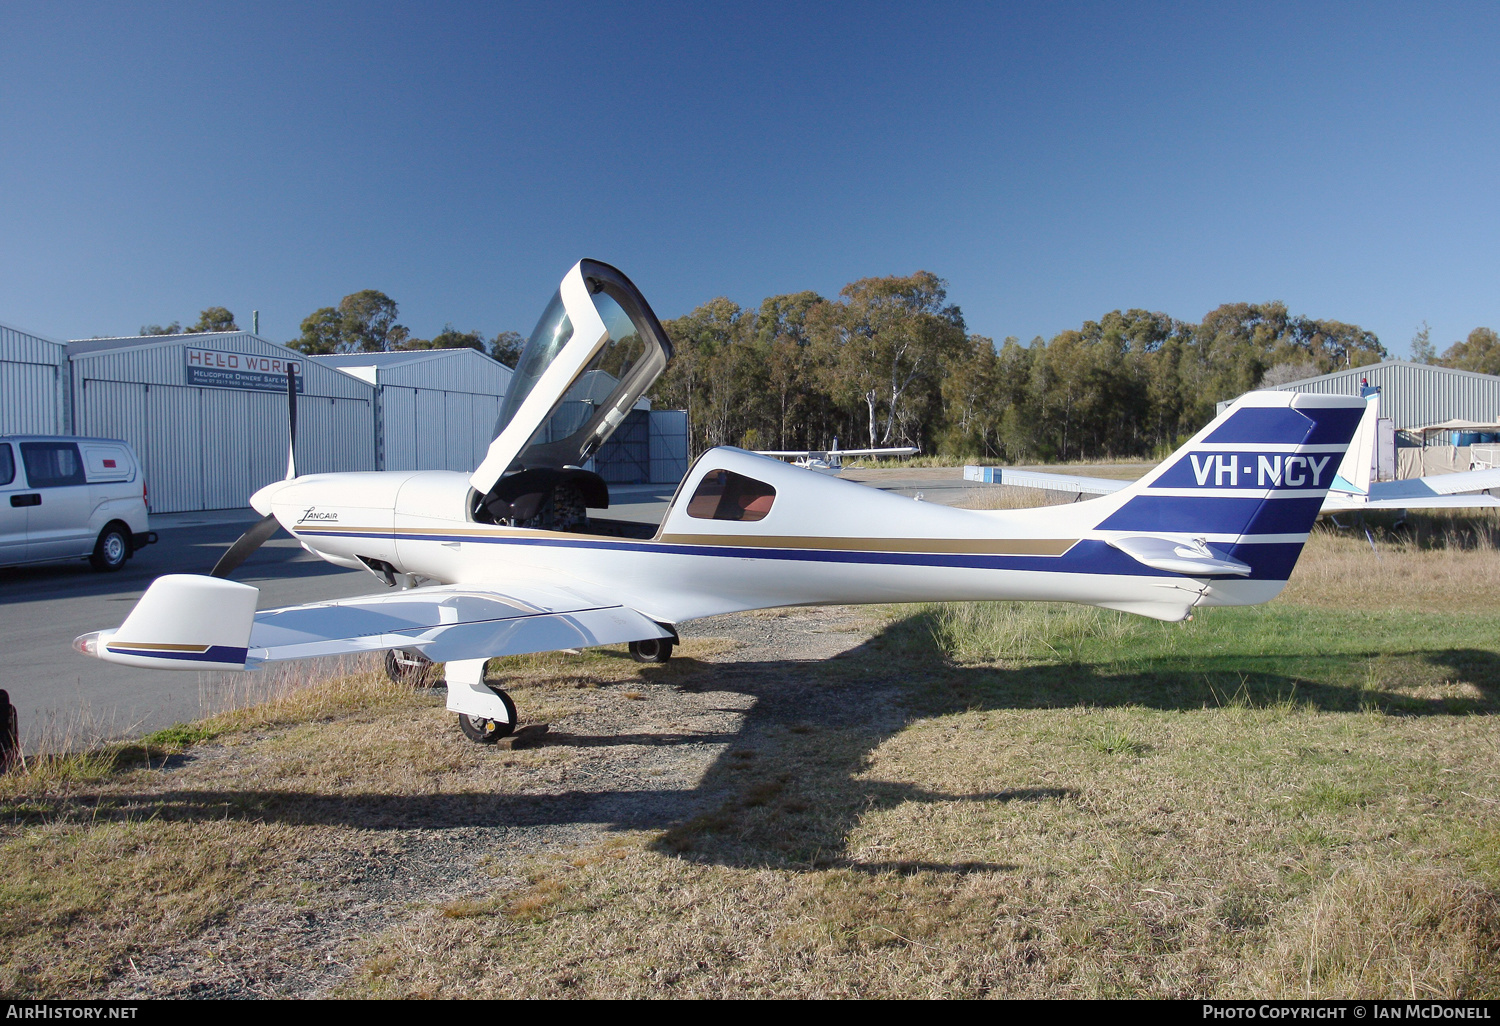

1367,467,1500,499
829,447,919,457
982,469,1131,496
1320,466,1500,511
755,447,919,458
76,575,673,671
1321,492,1500,512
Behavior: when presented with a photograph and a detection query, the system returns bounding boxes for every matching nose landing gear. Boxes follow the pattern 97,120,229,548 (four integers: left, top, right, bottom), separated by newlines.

444,657,519,744
457,686,518,743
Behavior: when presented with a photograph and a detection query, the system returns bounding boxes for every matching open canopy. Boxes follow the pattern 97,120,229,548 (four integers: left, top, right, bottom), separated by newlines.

469,260,673,499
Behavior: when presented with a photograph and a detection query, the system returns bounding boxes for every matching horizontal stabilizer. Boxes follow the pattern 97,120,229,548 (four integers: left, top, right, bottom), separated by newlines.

1105,535,1252,577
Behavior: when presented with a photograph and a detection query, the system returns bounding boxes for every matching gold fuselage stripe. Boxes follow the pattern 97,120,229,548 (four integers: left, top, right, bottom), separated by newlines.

104,642,210,652
293,523,1077,557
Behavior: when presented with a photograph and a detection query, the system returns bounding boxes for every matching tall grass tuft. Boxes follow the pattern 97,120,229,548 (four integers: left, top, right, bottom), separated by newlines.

924,601,1149,665
1255,866,1500,998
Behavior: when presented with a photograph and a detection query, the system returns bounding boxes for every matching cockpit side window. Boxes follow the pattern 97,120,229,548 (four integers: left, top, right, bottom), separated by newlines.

685,470,776,522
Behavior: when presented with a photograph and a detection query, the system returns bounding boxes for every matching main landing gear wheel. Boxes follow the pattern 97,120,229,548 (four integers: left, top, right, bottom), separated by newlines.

457,685,517,744
629,638,674,664
384,648,438,687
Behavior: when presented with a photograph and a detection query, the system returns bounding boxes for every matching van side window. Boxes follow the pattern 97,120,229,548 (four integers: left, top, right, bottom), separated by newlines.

0,445,12,487
685,469,776,522
20,442,86,488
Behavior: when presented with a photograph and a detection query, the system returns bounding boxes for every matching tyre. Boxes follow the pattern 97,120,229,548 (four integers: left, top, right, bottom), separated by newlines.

384,648,438,687
629,638,674,664
456,686,517,744
89,524,130,572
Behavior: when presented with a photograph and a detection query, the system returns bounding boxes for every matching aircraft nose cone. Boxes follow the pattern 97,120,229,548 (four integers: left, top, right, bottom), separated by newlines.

249,478,293,516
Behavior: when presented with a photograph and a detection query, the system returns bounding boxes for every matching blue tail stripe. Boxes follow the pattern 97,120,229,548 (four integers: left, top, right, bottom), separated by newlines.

1201,403,1363,446
1224,541,1305,580
1097,496,1325,535
1300,404,1366,444
1203,407,1313,445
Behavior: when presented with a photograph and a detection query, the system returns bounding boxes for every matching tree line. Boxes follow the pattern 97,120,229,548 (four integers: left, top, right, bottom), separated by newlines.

150,279,1498,462
652,274,1396,462
142,292,524,366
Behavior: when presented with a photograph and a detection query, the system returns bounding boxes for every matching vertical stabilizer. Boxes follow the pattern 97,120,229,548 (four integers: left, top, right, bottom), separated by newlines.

1330,388,1379,496
1077,390,1366,616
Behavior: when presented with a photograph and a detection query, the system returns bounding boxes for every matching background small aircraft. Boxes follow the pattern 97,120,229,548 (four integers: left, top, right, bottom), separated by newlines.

756,444,919,475
986,388,1500,515
76,260,1369,744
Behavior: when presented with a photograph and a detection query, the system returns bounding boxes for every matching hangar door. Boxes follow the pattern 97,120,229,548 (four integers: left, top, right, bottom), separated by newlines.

78,378,372,513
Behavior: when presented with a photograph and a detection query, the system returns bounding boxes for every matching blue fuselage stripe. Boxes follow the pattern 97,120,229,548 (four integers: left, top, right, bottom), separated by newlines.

296,530,1303,581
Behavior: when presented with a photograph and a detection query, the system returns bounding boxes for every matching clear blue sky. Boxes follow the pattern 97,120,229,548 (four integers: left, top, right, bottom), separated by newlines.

2,2,1496,359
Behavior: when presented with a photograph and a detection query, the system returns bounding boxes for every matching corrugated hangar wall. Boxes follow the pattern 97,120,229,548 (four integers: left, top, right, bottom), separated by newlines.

0,321,68,435
1265,360,1500,429
69,332,375,514
312,350,513,473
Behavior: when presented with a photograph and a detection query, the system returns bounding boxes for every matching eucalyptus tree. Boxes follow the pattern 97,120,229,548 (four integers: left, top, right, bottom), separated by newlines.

808,271,967,449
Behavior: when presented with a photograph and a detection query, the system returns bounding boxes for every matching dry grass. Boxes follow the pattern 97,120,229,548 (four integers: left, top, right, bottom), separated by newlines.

1283,513,1500,613
6,507,1500,998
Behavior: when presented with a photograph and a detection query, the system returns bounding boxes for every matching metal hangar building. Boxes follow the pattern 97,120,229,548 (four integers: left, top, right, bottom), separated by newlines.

67,331,376,513
311,349,514,474
2,316,693,515
1261,359,1500,429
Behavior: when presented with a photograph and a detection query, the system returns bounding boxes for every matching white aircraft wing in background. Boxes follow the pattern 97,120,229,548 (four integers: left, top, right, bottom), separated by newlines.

757,446,919,475
986,393,1500,514
980,468,1131,497
757,447,919,458
1322,469,1500,511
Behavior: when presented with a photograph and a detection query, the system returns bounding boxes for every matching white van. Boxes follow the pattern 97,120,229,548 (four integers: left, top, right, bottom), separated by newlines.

0,436,157,571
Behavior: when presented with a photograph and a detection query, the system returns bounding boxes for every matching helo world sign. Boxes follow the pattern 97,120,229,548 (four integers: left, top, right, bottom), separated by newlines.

184,348,304,393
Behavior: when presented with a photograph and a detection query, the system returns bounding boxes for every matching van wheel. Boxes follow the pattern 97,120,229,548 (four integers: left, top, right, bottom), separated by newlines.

89,525,130,572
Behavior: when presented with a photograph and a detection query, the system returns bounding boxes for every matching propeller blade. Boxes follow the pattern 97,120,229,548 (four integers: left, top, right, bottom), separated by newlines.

210,513,282,579
285,364,299,480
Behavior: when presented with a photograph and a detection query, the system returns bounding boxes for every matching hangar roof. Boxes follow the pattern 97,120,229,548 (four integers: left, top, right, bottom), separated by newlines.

312,347,513,395
1264,359,1500,430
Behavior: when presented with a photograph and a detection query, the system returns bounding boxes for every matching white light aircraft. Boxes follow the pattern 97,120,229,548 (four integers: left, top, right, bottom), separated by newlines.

756,444,919,475
75,260,1368,744
988,388,1500,514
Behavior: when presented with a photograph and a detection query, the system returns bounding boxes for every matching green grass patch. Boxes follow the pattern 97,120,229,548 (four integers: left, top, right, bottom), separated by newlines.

139,723,221,751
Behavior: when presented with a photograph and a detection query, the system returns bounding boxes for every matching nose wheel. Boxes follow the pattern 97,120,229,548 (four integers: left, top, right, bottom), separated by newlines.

457,685,517,744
